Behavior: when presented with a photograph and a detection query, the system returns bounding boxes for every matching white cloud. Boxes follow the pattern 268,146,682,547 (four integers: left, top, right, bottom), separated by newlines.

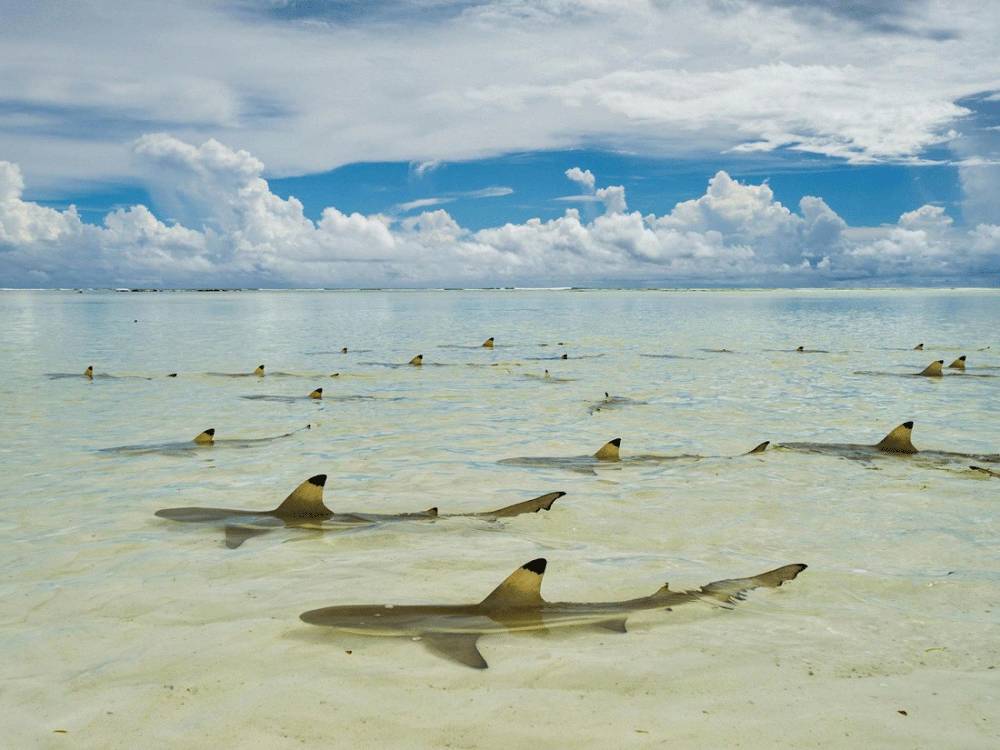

2,0,998,192
397,197,454,212
565,167,596,192
2,135,998,287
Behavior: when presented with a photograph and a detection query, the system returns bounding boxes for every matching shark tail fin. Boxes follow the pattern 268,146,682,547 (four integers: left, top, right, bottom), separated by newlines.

480,558,547,608
274,474,332,518
594,438,621,460
482,337,495,348
308,388,323,399
874,421,917,454
947,355,966,370
84,365,94,378
254,364,265,376
479,491,565,518
193,428,215,444
697,563,807,606
745,441,770,455
409,354,423,365
918,360,944,376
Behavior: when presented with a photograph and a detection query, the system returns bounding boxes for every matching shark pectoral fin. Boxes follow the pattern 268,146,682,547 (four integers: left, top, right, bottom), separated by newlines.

592,618,628,633
698,563,808,606
224,523,278,549
193,428,215,444
419,633,488,669
480,491,566,518
745,441,770,455
594,438,621,460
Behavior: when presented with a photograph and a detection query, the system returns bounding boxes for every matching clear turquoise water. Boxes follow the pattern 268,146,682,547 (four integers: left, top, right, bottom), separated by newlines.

1,289,998,748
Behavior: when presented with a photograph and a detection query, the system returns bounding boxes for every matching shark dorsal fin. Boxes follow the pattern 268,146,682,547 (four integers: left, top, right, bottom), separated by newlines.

874,421,917,454
543,369,550,378
560,353,568,359
796,346,804,352
482,337,494,348
480,558,546,608
254,364,265,376
948,356,966,370
274,474,333,518
918,360,944,376
409,354,423,366
424,507,439,517
746,441,770,455
193,428,215,444
594,438,621,460
604,392,610,400
914,343,924,350
341,347,348,353
308,388,323,399
84,365,94,379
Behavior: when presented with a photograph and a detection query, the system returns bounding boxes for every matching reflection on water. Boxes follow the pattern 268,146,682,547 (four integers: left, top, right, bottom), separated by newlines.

1,288,998,747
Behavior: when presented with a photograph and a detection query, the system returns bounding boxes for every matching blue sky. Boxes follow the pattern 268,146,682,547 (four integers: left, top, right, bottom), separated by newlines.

1,1,999,287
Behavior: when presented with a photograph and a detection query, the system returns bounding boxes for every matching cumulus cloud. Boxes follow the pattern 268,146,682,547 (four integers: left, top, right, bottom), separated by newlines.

1,136,998,287
564,167,596,193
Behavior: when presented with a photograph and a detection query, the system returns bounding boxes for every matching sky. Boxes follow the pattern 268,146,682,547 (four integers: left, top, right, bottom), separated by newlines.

1,0,999,288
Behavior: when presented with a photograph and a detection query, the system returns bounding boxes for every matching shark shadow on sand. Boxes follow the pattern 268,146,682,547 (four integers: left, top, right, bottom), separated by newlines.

155,475,566,548
299,558,807,669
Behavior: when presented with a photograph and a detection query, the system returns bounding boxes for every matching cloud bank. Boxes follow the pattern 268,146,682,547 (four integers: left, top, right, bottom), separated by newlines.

1,135,997,287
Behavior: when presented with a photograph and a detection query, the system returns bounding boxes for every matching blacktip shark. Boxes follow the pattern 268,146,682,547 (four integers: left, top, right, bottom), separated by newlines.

482,337,495,348
970,466,1000,478
299,558,807,669
855,358,994,379
242,388,326,403
773,421,999,468
101,424,311,456
499,437,770,473
155,474,566,548
206,364,267,377
46,365,155,380
588,392,648,414
522,369,575,382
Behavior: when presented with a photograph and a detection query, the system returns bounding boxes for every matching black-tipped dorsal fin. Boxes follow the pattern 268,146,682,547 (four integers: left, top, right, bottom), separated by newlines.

193,428,215,444
874,421,918,454
913,343,924,350
482,337,494,348
746,440,770,455
918,360,944,376
424,507,439,517
480,558,547,608
341,346,348,353
796,345,804,351
409,354,423,365
308,388,323,399
594,438,621,460
84,365,94,378
254,364,265,376
948,356,966,370
274,474,333,518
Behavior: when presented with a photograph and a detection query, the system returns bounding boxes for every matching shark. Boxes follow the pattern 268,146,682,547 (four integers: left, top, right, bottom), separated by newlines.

155,475,566,548
299,558,807,669
970,466,1000,478
242,388,328,403
207,364,267,377
101,425,311,456
588,392,648,414
46,365,154,380
773,421,999,467
854,358,994,379
522,369,575,382
499,437,770,473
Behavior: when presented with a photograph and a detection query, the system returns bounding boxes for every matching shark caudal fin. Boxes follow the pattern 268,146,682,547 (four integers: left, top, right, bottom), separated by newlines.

84,365,94,379
193,428,216,444
478,491,565,518
409,354,424,366
273,474,333,519
594,438,621,460
913,343,924,350
308,388,323,399
948,356,966,370
918,360,944,376
874,421,918,454
697,563,807,605
745,441,770,455
482,337,495,348
254,364,265,376
479,558,547,609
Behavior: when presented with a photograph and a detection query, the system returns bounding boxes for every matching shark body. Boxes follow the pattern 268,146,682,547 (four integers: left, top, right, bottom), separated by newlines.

101,426,309,456
299,558,806,668
155,475,565,548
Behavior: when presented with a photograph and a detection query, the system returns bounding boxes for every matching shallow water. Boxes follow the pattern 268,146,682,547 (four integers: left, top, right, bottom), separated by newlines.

1,288,998,748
